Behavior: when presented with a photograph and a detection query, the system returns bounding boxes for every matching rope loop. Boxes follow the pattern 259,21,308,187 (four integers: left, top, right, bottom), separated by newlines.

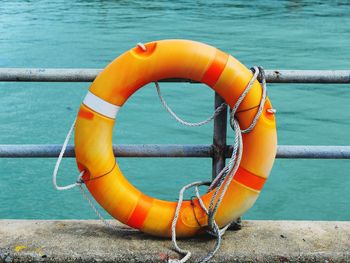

167,65,268,263
155,82,227,127
52,118,85,191
229,66,267,133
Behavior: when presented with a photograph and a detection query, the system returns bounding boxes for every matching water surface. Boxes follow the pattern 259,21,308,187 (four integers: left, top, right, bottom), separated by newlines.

0,0,350,220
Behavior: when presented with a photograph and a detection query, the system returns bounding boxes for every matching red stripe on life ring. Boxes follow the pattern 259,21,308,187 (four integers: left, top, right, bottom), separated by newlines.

201,49,229,87
126,194,154,229
234,166,266,191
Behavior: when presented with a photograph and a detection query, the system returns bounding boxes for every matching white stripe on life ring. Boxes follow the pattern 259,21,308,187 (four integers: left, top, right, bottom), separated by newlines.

83,91,120,119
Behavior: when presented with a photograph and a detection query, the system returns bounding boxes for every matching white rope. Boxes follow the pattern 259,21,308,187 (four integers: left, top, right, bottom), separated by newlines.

169,181,209,263
52,118,83,190
166,66,268,263
78,183,118,230
155,82,227,127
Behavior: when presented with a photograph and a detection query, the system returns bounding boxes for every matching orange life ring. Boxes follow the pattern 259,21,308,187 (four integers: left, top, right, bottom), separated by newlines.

74,39,277,237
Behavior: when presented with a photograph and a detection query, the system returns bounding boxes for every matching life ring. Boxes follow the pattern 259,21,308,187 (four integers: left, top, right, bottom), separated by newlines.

74,39,277,237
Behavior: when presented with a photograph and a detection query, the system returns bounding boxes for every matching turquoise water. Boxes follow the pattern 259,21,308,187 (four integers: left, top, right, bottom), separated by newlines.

1,1,350,220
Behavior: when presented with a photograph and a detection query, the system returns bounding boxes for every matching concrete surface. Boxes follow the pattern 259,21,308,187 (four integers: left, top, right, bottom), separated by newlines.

0,220,349,262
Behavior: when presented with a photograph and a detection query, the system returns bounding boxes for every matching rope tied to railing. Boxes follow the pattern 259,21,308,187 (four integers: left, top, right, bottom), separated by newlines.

159,66,267,263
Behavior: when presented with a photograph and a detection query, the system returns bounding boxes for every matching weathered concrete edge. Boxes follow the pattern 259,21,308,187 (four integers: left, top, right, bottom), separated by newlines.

0,220,349,263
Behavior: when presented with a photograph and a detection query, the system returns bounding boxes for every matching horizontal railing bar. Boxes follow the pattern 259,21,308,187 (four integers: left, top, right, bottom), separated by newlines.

0,144,350,159
266,70,350,84
0,68,349,83
271,145,350,159
0,144,212,158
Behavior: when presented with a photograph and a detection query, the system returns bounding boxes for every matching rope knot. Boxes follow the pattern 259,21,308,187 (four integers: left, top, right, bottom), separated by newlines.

76,171,85,186
230,66,267,134
251,66,266,83
76,178,84,186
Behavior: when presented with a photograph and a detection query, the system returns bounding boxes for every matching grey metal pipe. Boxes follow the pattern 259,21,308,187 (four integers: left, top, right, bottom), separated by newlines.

1,144,350,159
0,68,349,83
212,93,228,178
265,70,350,84
0,68,101,82
0,68,193,83
0,144,213,158
227,145,350,159
275,145,350,159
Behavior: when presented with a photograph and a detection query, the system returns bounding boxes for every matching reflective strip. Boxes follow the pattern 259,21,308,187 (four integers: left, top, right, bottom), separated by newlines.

83,91,120,119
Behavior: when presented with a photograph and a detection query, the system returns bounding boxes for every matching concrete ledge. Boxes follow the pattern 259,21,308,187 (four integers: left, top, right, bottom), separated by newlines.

0,220,349,262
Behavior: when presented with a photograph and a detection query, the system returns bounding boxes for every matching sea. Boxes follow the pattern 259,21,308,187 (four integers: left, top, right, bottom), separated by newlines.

0,0,349,220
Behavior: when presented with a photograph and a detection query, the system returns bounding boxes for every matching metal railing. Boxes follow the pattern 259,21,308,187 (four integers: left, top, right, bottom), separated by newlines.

1,68,350,178
1,68,350,83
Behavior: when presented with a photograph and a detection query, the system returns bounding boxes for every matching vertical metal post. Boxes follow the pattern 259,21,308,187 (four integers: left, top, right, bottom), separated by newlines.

212,92,242,230
212,93,227,178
